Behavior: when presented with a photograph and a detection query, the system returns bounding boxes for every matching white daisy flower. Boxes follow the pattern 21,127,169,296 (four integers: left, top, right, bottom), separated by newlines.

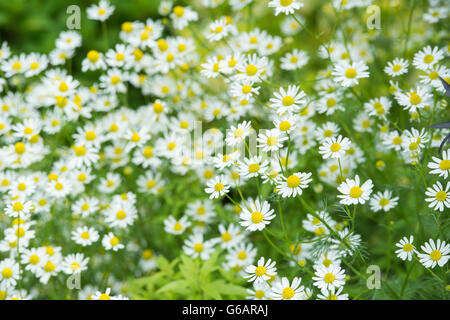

257,128,288,152
319,135,351,159
428,150,450,179
424,181,450,212
244,257,277,283
312,264,346,292
276,172,312,198
239,199,276,232
417,239,450,268
412,45,444,71
395,236,416,261
369,190,399,212
384,57,409,77
332,60,369,87
205,175,230,199
337,175,373,205
268,0,304,16
270,277,305,300
269,85,306,115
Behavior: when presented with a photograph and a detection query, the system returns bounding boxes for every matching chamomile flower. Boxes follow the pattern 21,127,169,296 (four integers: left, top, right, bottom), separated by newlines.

417,239,449,268
276,172,312,198
234,54,268,83
268,0,304,16
225,121,252,146
164,215,191,235
280,49,309,70
239,199,276,232
319,135,351,159
216,224,244,249
182,233,216,260
412,46,444,71
170,6,198,30
424,181,450,212
270,277,305,300
238,156,269,179
312,264,346,292
370,190,399,212
257,128,287,152
205,175,230,199
428,150,450,179
0,258,20,287
244,257,277,283
61,253,89,274
102,232,125,251
395,236,416,261
384,58,409,77
87,0,115,21
72,226,100,246
337,175,373,205
269,85,306,115
317,286,349,300
246,282,271,300
205,18,231,42
332,60,369,87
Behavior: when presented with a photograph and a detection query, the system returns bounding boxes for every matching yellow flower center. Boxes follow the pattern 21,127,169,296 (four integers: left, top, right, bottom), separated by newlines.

110,237,119,246
193,243,204,253
324,273,335,283
330,143,341,152
403,243,413,252
111,76,121,85
173,6,184,17
430,250,442,261
286,175,301,188
255,266,266,277
439,160,450,170
85,130,96,141
81,231,90,239
345,68,357,78
248,163,260,173
29,255,40,265
246,64,258,76
392,64,402,72
2,268,13,278
409,92,421,105
173,222,182,232
13,202,23,212
429,71,439,80
15,142,26,154
349,186,363,198
435,191,447,201
282,287,295,299
68,263,79,272
282,96,294,106
251,211,263,223
87,50,99,62
280,0,293,6
279,121,291,131
214,183,224,191
424,54,434,64
237,251,247,260
116,210,126,220
44,261,55,272
221,232,232,242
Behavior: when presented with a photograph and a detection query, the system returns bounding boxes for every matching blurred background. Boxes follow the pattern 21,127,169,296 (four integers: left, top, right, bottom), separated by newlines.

0,0,165,53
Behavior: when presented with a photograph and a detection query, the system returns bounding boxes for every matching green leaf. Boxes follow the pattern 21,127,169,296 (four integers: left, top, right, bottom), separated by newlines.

199,249,220,279
201,281,222,300
215,283,248,298
156,280,190,295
